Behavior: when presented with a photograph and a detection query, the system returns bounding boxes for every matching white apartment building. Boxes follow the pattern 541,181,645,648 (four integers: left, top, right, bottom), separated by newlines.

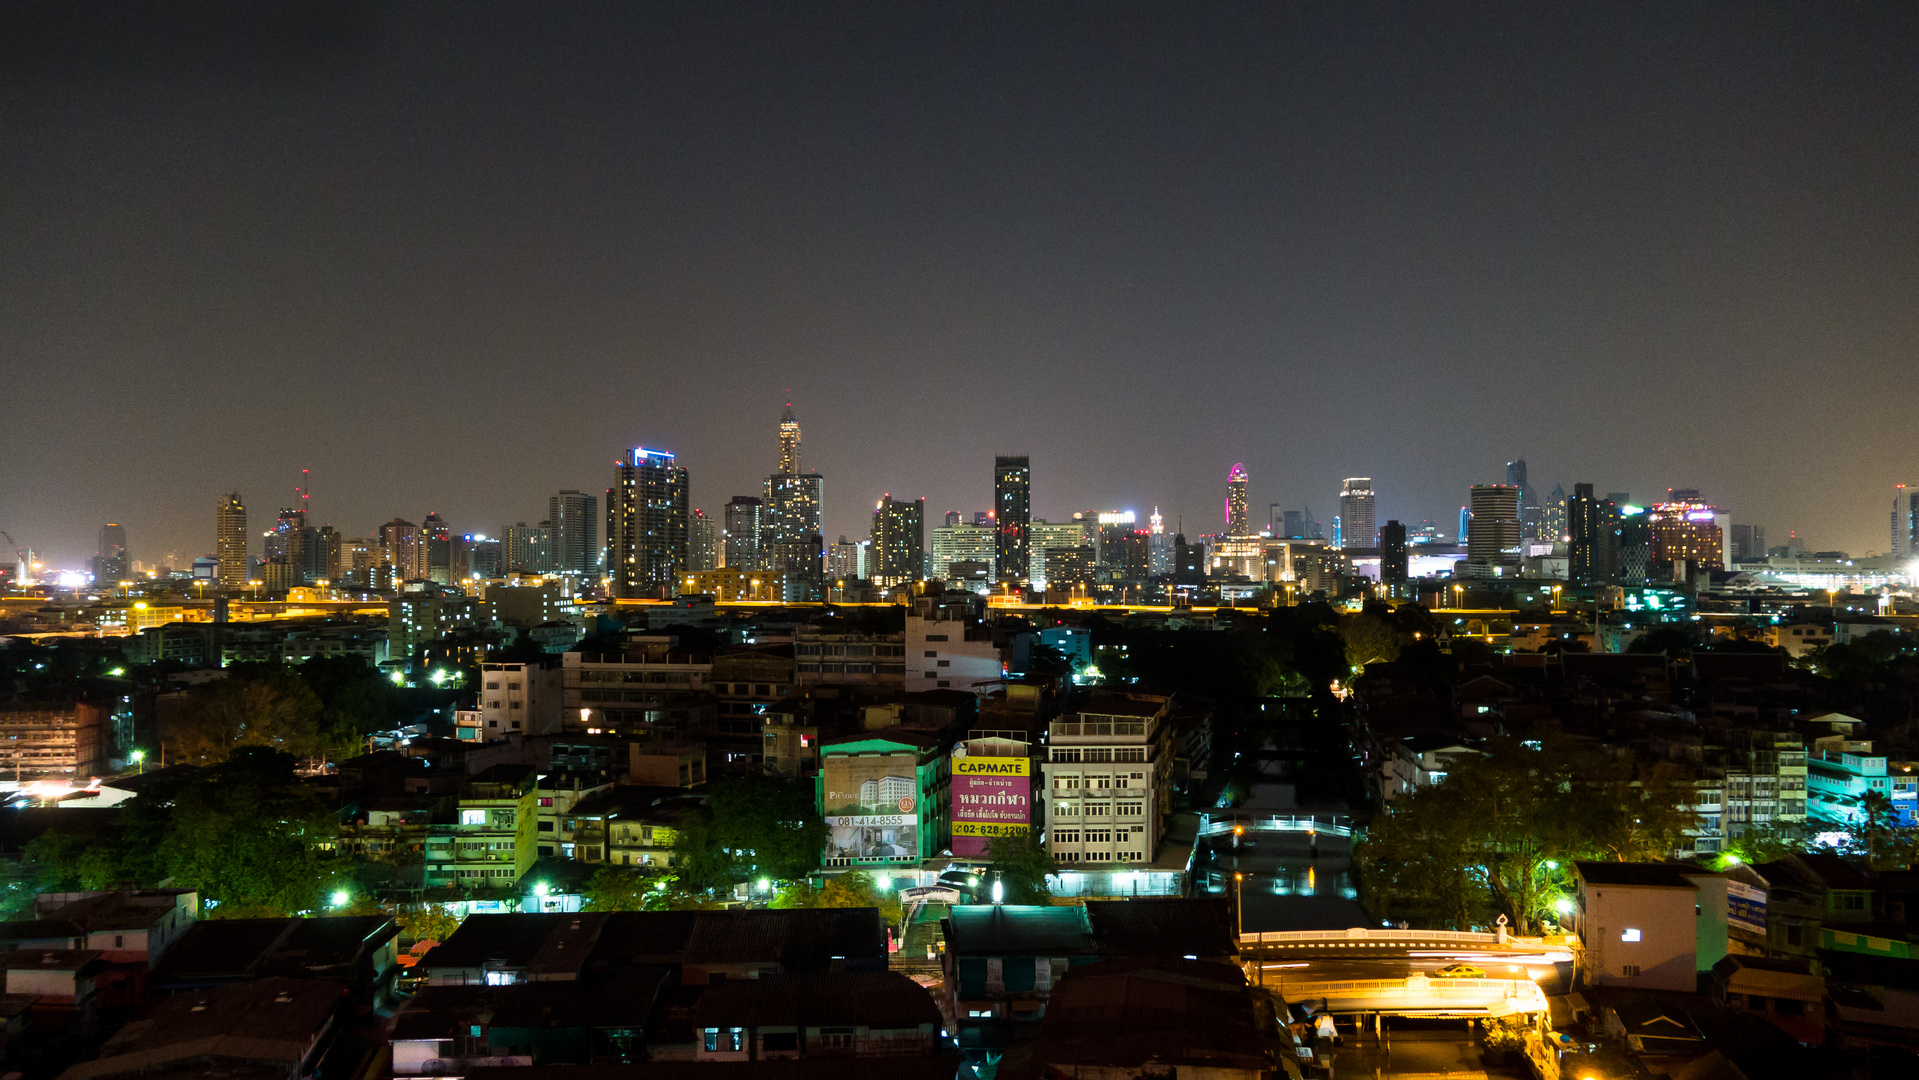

474,660,563,739
1041,694,1173,866
905,603,1001,694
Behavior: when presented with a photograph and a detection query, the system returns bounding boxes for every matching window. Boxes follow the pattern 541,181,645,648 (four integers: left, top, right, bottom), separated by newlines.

485,681,499,690
1621,928,1641,942
925,651,939,657
816,1028,854,1050
925,634,948,642
1055,776,1080,789
538,797,553,806
1622,965,1640,977
703,1028,744,1052
461,809,487,825
1117,802,1144,816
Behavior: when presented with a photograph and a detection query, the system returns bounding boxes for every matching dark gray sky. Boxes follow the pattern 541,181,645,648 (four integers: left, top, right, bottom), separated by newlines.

4,1,1916,569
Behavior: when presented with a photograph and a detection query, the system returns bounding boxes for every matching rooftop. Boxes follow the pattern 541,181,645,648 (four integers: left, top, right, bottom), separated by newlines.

60,976,345,1080
1576,862,1701,890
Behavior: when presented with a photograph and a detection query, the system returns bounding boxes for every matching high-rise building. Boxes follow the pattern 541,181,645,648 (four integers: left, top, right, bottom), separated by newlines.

423,512,453,584
1225,464,1250,535
380,519,422,580
1339,478,1376,550
608,447,689,599
723,496,765,570
779,402,802,474
1893,485,1918,560
548,490,599,576
1507,459,1542,540
504,521,556,575
1282,510,1305,539
931,522,995,581
827,536,866,580
317,525,342,583
1457,505,1471,545
1617,507,1652,586
1380,520,1408,586
1648,491,1724,574
1730,523,1767,563
1542,482,1567,542
761,407,825,598
870,495,925,586
690,510,720,572
1569,484,1606,585
93,523,129,583
995,456,1031,587
1148,507,1173,577
1467,485,1521,570
216,493,248,590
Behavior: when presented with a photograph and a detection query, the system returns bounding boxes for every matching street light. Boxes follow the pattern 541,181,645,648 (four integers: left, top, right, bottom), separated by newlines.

130,749,146,775
1233,872,1244,939
329,890,351,908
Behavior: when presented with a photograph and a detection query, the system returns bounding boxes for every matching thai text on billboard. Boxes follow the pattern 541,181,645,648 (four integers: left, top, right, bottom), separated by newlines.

822,752,920,862
1727,880,1767,935
951,753,1031,857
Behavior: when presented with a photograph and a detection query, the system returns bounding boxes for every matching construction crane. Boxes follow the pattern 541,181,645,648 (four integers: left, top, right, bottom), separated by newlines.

0,530,26,585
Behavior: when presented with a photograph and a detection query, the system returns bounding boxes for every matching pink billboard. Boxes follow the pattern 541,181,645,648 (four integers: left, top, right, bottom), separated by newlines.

950,752,1031,857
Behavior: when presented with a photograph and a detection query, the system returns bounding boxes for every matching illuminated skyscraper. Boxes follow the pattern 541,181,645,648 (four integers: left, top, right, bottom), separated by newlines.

216,493,248,589
423,512,452,583
995,455,1031,587
1148,507,1173,576
1893,485,1917,560
548,490,599,576
1226,464,1250,535
1339,478,1376,550
870,494,925,586
762,406,824,598
1542,482,1567,541
1467,485,1521,571
1648,490,1724,574
723,496,764,570
381,519,422,580
608,447,689,599
779,402,802,474
690,510,719,572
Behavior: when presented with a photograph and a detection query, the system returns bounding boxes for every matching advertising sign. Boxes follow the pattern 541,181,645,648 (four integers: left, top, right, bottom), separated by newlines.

823,753,920,861
1727,880,1767,935
951,751,1032,857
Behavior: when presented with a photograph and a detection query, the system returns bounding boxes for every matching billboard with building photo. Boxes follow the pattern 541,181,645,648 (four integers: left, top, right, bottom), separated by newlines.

951,748,1031,857
822,752,921,861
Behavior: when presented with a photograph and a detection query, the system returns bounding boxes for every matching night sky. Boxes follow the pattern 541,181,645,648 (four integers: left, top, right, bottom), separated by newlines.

5,1,1916,570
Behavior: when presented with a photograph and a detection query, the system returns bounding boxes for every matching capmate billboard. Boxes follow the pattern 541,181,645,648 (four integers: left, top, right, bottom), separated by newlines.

951,749,1031,857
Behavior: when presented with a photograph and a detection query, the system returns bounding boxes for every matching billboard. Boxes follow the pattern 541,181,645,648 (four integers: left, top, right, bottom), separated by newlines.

1727,880,1767,936
823,752,921,861
951,750,1032,857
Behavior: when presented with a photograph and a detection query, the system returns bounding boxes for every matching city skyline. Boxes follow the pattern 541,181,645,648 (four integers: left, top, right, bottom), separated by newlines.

6,428,1911,573
5,5,1917,567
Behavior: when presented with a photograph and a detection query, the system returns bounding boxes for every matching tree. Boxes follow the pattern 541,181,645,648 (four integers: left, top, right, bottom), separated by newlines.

583,865,685,911
163,668,327,765
1356,737,1698,932
158,749,349,916
986,830,1056,904
396,903,463,945
671,775,828,892
1340,613,1402,672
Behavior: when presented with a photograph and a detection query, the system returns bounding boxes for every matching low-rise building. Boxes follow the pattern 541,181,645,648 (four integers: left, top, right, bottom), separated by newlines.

0,889,198,966
474,660,564,740
424,766,539,890
905,598,1001,694
0,702,110,780
1041,693,1173,866
1573,862,1701,992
